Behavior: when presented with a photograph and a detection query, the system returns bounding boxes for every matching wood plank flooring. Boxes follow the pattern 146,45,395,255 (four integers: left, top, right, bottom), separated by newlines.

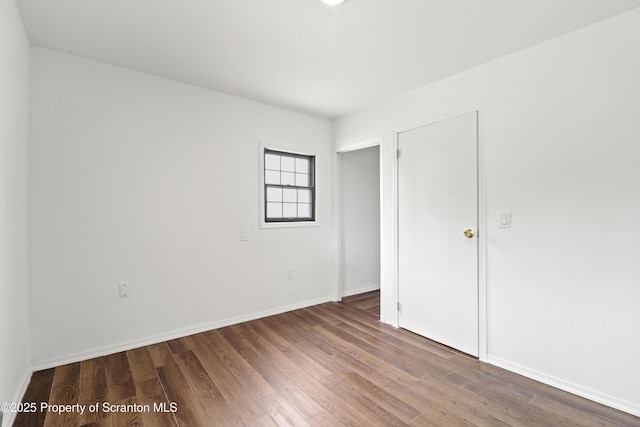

14,291,640,426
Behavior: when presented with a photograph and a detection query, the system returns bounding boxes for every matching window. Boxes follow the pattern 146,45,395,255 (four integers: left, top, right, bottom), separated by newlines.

263,148,315,223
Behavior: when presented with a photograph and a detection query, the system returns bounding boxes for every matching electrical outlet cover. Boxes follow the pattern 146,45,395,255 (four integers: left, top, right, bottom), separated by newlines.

119,282,130,298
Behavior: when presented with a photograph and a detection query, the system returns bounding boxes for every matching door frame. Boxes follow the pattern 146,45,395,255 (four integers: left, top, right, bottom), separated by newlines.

393,108,487,361
334,137,383,303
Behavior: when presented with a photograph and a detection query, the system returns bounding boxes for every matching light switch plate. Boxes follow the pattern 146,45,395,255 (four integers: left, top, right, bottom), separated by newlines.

498,211,511,228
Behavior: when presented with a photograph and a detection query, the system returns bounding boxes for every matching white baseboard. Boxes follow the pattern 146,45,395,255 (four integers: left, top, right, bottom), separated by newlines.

4,367,32,427
341,284,380,298
487,356,640,417
30,295,332,371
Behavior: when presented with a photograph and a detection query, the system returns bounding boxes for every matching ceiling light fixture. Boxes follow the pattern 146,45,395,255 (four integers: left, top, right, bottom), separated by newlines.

321,0,347,5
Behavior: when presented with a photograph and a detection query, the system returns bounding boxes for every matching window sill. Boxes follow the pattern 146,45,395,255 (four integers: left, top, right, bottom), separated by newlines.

260,220,320,229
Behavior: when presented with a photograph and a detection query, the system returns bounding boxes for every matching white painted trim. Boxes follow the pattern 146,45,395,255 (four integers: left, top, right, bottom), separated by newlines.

4,367,33,427
392,106,487,354
258,141,321,229
337,137,383,154
394,106,483,134
335,138,383,307
388,130,400,327
377,137,387,323
341,284,381,298
477,109,488,362
30,295,332,371
487,356,640,417
331,146,342,302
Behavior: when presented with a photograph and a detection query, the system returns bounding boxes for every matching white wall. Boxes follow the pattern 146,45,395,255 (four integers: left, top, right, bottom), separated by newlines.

339,146,380,297
28,48,333,366
0,0,31,424
334,8,640,416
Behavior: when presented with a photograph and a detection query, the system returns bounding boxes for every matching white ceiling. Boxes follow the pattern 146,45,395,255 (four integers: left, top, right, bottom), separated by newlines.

16,0,640,119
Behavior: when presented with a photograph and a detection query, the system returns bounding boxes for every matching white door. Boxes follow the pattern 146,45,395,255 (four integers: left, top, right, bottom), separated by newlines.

398,112,478,356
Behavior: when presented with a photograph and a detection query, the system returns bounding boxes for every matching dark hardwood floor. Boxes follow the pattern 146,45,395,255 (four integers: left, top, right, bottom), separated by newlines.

14,291,640,426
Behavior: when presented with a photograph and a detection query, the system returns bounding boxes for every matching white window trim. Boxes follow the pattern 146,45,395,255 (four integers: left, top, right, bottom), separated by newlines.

259,142,320,229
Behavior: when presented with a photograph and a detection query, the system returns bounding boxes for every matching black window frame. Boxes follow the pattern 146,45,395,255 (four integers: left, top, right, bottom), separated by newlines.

263,148,316,223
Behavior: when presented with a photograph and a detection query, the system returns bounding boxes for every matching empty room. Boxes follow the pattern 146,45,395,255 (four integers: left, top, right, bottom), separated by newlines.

2,0,640,426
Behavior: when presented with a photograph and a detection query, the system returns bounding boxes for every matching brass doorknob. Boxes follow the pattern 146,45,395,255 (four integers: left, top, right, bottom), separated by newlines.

463,229,474,238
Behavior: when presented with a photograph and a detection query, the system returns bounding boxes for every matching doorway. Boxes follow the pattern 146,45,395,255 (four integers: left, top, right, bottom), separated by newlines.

339,144,381,308
397,111,479,356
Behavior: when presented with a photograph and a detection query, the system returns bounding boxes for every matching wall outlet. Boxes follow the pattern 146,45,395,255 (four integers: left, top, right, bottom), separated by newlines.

287,268,295,280
241,228,249,241
119,282,130,298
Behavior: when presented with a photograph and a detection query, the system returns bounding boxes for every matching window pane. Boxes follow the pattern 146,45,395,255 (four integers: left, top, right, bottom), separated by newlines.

296,158,309,174
281,156,295,172
283,188,297,203
265,170,280,185
266,186,282,202
298,203,312,218
295,173,309,187
267,202,282,218
298,189,311,203
281,172,295,186
265,153,280,170
283,203,297,218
